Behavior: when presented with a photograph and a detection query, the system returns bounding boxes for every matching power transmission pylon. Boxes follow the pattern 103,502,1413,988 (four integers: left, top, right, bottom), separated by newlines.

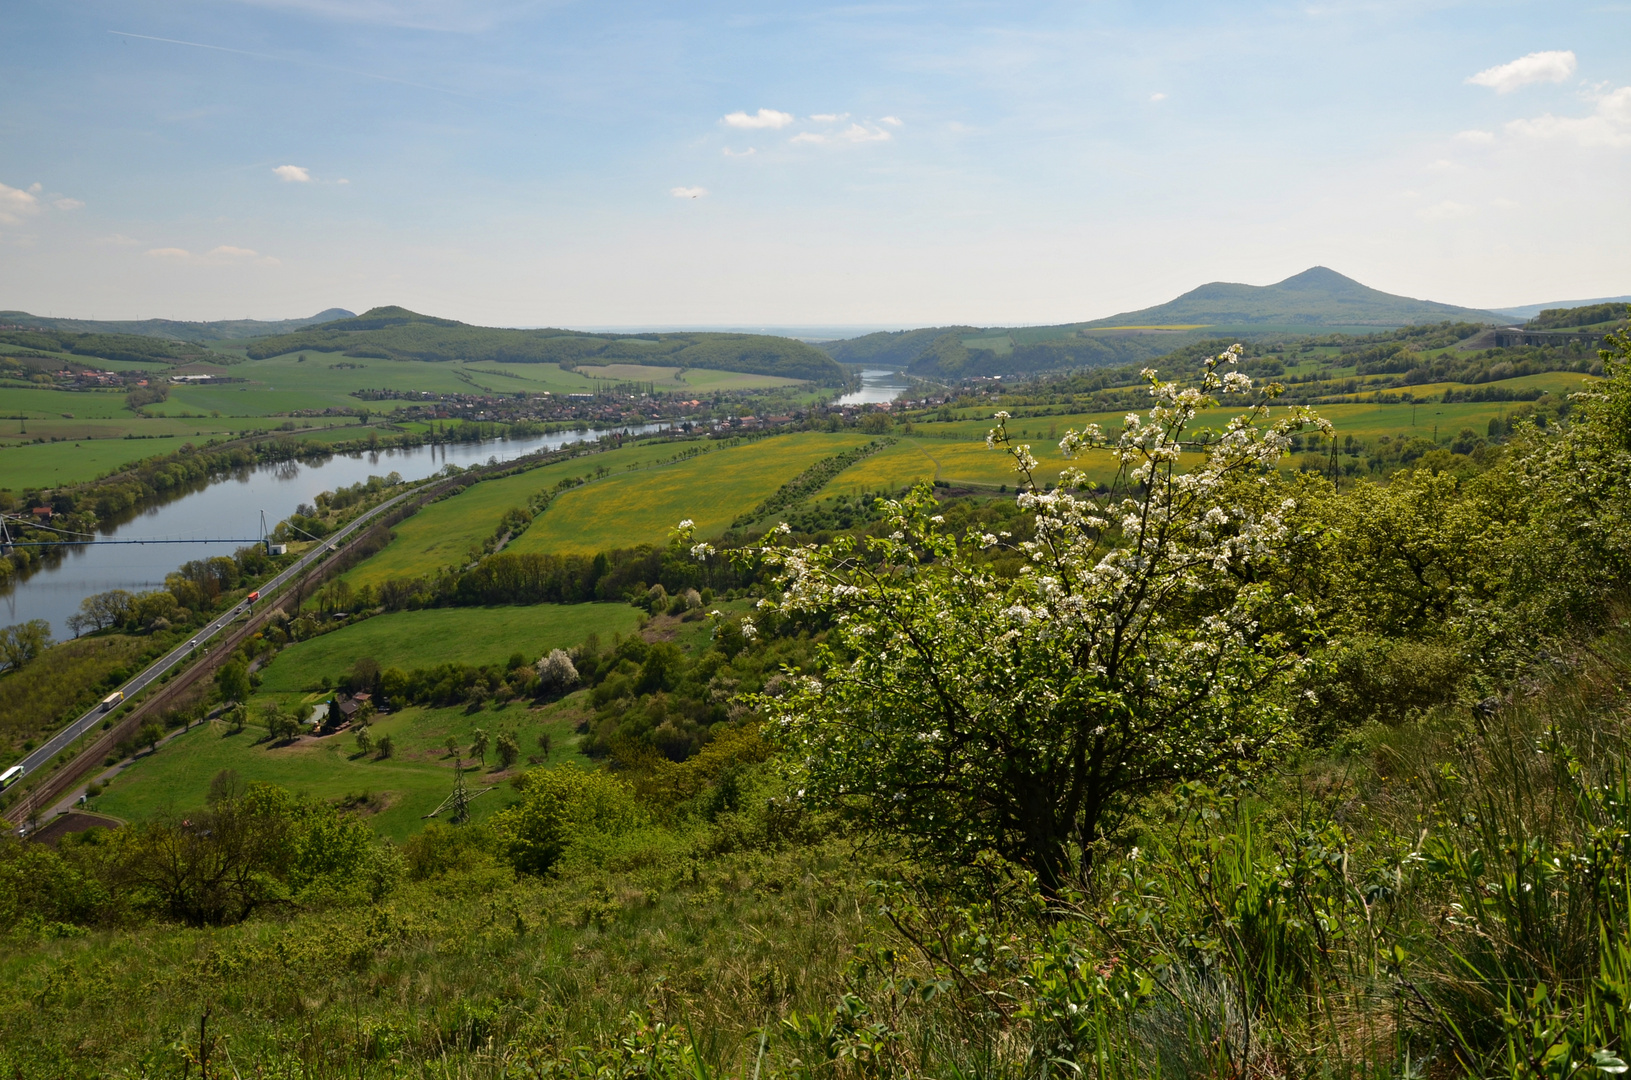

449,759,470,825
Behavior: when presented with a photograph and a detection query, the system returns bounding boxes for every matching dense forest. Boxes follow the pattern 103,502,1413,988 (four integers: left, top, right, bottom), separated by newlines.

244,307,847,384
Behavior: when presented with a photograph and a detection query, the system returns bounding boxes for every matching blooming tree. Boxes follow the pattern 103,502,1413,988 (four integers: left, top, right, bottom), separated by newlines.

689,346,1331,894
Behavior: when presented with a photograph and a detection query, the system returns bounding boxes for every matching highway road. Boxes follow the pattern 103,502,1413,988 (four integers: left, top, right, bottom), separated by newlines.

3,485,416,789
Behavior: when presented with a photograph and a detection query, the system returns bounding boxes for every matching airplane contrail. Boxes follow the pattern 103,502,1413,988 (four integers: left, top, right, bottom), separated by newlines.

108,30,496,103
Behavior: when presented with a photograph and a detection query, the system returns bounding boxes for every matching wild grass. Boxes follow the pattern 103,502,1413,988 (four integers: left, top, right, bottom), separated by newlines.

0,840,877,1078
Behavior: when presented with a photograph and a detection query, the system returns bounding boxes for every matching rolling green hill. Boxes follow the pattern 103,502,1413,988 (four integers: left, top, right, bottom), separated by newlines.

0,327,236,366
1083,266,1503,328
243,306,847,384
822,267,1506,380
1525,301,1630,330
0,308,354,342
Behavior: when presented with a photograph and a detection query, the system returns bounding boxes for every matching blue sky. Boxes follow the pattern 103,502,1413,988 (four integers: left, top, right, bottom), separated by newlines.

1,0,1627,327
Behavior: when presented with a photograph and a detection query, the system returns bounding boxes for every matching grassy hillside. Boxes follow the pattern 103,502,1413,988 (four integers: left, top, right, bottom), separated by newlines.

244,307,847,384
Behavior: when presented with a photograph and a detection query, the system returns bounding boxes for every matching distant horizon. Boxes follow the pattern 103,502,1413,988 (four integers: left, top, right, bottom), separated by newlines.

7,276,1629,338
4,2,1628,325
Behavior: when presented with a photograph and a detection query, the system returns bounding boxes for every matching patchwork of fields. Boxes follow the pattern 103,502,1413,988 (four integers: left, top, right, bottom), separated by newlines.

508,432,872,554
4,354,1600,844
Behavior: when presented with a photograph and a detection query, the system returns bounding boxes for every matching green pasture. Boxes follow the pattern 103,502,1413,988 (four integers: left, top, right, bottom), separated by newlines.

0,418,387,489
511,432,870,553
89,697,589,842
825,437,1121,495
960,335,1015,355
0,386,134,419
138,354,587,417
0,438,175,488
343,441,707,586
1317,400,1522,439
456,362,602,394
89,607,725,840
1328,370,1601,402
575,363,807,391
260,604,640,692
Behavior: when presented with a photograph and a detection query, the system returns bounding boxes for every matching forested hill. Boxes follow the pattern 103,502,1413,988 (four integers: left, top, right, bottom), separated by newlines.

824,325,1182,380
1084,266,1504,328
822,267,1507,380
245,307,846,384
0,308,355,343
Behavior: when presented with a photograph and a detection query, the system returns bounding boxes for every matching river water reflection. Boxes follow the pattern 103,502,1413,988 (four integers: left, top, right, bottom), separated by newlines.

836,369,907,406
2,424,666,638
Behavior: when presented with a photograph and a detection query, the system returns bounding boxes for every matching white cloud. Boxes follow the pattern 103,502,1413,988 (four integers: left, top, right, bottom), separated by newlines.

337,178,351,185
1149,92,1166,103
1506,86,1631,148
53,197,84,211
880,115,903,126
1454,129,1496,143
97,234,141,246
1426,159,1459,172
791,120,893,146
810,113,844,123
722,147,756,157
722,109,794,130
1467,50,1577,93
273,164,313,182
670,186,708,199
0,182,40,224
1417,200,1476,221
144,245,280,265
840,123,891,143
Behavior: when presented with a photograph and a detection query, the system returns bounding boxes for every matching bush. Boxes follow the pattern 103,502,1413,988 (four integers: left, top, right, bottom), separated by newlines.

491,766,644,876
400,822,496,880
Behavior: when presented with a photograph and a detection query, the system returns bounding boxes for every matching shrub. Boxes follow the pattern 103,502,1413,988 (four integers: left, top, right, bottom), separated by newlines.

491,766,644,876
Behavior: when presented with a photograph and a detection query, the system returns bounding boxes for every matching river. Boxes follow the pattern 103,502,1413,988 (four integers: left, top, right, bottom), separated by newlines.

1,424,666,639
836,369,907,406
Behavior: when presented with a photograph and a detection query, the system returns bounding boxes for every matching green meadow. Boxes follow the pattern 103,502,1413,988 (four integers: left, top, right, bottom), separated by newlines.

342,441,709,586
259,604,641,692
142,355,602,418
572,363,807,391
88,698,583,842
510,431,871,554
89,604,726,840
